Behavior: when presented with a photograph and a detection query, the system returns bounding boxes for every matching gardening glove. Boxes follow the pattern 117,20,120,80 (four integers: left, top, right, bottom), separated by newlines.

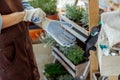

42,18,76,47
23,8,46,23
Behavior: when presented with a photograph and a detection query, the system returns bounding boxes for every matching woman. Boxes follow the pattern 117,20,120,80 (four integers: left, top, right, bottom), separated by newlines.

0,0,46,80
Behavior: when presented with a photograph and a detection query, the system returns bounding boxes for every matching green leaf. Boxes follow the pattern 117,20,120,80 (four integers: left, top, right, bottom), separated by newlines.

29,0,57,15
44,63,67,78
59,44,84,65
65,5,85,22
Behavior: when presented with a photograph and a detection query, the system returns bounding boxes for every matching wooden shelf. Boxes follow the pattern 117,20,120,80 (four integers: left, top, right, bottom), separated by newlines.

52,46,90,79
39,0,100,79
59,15,88,43
90,51,99,80
89,0,99,80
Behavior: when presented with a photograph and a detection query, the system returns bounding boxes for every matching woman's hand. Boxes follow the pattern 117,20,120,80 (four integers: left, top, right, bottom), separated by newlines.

23,8,46,23
1,8,46,29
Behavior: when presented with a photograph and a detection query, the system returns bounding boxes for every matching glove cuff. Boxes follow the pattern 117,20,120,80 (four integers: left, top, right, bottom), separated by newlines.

23,9,36,22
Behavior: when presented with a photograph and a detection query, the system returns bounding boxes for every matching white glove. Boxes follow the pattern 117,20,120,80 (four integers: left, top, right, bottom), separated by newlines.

23,8,46,23
42,19,76,47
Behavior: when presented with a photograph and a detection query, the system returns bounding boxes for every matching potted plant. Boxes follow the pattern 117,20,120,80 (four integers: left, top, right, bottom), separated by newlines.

29,0,58,20
52,43,90,78
80,8,89,30
43,63,67,80
65,5,84,23
65,4,89,30
59,43,84,65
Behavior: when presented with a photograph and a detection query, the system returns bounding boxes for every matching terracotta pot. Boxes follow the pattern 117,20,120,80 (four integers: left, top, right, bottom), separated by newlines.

46,13,59,20
29,29,44,40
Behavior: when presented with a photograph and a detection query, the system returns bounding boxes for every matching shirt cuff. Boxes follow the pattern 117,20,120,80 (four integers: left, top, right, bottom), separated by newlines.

0,14,2,34
22,1,34,10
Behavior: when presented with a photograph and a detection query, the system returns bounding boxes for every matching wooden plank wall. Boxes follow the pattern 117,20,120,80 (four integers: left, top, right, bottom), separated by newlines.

89,0,99,31
88,0,99,80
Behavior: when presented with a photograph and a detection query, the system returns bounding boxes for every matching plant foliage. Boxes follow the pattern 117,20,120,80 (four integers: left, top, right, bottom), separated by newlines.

39,33,56,47
65,5,85,22
29,0,57,15
44,63,67,79
81,8,89,25
59,44,84,65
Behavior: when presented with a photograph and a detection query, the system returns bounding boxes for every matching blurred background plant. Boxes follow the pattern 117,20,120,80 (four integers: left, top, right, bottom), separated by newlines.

59,43,84,65
80,8,89,30
81,8,89,25
65,4,85,22
39,33,56,47
29,0,57,15
44,63,67,80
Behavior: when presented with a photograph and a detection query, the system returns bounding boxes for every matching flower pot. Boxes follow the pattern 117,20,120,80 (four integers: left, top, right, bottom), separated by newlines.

46,13,59,20
29,29,45,40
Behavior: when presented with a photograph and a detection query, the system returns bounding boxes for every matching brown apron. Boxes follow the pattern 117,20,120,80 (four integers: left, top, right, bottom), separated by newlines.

0,24,40,80
0,1,40,80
